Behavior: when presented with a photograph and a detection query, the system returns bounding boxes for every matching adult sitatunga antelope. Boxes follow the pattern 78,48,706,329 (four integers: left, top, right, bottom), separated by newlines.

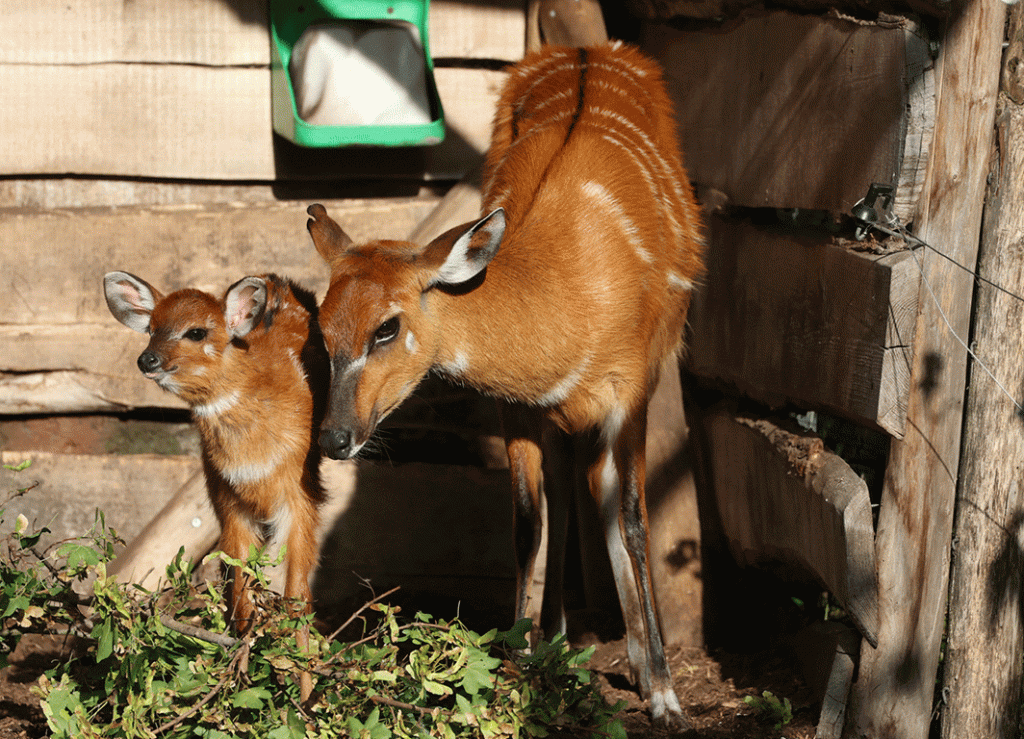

306,41,703,727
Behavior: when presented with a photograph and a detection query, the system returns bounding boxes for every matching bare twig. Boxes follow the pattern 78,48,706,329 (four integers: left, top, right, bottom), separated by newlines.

370,693,453,717
326,585,401,643
1,480,39,508
159,614,237,649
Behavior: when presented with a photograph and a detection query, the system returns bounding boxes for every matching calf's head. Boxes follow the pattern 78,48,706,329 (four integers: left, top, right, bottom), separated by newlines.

103,272,271,405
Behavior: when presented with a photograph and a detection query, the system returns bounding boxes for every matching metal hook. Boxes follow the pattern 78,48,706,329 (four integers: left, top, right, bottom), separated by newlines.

851,183,895,241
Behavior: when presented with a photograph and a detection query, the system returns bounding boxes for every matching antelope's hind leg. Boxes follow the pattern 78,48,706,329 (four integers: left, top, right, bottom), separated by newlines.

589,404,688,729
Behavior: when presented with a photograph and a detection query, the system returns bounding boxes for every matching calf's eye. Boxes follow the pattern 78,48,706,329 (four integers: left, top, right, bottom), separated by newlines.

184,328,208,342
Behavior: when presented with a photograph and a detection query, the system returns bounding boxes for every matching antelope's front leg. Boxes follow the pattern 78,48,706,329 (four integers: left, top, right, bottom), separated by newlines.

282,492,320,702
218,509,261,634
502,404,546,640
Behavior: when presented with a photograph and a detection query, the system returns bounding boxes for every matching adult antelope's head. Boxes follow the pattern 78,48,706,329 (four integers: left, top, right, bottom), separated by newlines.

306,203,505,460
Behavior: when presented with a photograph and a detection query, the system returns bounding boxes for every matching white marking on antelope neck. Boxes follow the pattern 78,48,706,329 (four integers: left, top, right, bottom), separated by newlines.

286,348,307,381
439,350,470,377
193,389,241,418
220,449,284,486
580,181,651,263
156,375,181,393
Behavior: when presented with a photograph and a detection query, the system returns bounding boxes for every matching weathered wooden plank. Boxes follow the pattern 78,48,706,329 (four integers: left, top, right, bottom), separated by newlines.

0,0,268,65
0,369,174,415
0,451,200,550
641,12,934,219
0,65,503,180
687,218,919,437
1,0,516,180
106,468,219,590
430,0,525,59
818,648,857,739
0,199,436,325
0,0,523,64
940,18,1024,737
701,406,878,645
849,0,1006,736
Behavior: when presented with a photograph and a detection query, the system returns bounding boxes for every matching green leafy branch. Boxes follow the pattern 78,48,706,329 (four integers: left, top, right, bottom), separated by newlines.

2,490,625,739
744,690,793,730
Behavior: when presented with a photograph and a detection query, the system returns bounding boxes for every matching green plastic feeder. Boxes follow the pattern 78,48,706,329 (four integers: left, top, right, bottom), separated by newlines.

270,0,445,148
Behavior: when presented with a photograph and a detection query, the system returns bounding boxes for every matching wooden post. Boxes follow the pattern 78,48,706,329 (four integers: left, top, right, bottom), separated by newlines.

847,0,1006,736
940,5,1024,736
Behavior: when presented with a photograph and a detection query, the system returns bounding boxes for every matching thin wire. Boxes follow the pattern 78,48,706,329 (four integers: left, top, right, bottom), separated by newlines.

868,217,1024,415
909,245,1024,415
873,220,1024,305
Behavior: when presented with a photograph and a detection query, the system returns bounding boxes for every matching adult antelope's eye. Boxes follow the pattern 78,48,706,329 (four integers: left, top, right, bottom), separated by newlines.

184,328,208,342
373,316,400,347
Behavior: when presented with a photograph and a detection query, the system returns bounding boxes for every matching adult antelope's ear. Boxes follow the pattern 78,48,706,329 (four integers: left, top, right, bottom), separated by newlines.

104,271,162,334
224,276,268,339
306,203,354,264
423,208,506,288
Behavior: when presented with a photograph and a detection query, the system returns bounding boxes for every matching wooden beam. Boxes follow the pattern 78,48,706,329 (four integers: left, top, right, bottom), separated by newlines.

0,198,435,326
699,406,878,645
641,12,934,218
0,65,502,180
1,0,523,65
106,468,219,590
687,218,919,437
849,0,1006,736
1,451,201,551
940,9,1024,735
1,0,518,180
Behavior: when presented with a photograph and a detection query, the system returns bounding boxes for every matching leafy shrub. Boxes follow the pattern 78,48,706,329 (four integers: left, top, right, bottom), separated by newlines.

1,491,624,739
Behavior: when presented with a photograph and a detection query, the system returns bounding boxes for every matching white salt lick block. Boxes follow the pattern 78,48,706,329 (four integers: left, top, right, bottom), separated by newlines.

289,21,433,127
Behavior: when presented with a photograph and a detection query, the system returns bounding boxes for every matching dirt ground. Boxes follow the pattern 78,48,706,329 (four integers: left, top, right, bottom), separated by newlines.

0,630,816,739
